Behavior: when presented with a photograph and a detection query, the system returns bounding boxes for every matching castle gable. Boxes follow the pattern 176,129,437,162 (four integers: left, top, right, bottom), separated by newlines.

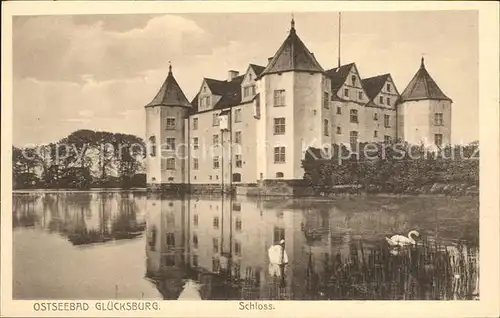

241,64,264,103
194,75,245,113
362,74,399,109
326,63,368,104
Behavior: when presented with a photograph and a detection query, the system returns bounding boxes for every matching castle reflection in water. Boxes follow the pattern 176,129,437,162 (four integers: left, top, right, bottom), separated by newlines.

13,191,479,300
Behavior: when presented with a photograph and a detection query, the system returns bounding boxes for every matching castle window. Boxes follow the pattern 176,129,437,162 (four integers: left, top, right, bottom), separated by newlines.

274,118,286,135
235,131,242,144
192,117,198,130
274,227,285,242
235,217,242,232
166,137,176,151
235,241,242,256
212,257,220,272
235,155,242,168
386,97,391,106
344,88,349,98
243,87,250,98
212,113,220,126
251,85,256,95
323,119,329,136
213,156,220,169
384,114,391,128
323,92,329,108
166,158,175,170
213,218,219,230
276,172,284,179
337,106,342,115
273,90,286,106
374,113,378,121
193,214,198,226
166,117,176,130
350,131,358,145
149,136,157,157
374,130,378,138
351,75,357,86
336,126,342,135
387,83,391,92
435,134,443,146
213,134,219,146
384,135,392,144
379,96,384,104
192,255,198,267
435,113,444,126
193,137,199,150
234,108,242,122
164,255,175,266
166,233,175,247
233,173,242,182
168,177,174,182
212,238,219,253
350,109,358,123
358,92,363,100
233,202,241,211
209,175,212,180
193,158,199,170
274,147,286,164
193,233,198,248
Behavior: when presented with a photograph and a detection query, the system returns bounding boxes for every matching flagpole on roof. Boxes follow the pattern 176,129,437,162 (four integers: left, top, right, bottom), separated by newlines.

338,12,342,68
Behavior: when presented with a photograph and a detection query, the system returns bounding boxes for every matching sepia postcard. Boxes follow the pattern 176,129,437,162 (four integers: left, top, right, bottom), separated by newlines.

1,1,499,317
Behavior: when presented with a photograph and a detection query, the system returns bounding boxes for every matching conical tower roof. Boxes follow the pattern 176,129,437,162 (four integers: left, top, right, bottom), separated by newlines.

259,18,324,78
146,64,191,108
399,58,452,103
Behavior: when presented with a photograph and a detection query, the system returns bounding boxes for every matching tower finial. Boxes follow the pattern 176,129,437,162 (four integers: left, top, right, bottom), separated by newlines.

168,60,172,74
291,13,295,31
421,56,425,68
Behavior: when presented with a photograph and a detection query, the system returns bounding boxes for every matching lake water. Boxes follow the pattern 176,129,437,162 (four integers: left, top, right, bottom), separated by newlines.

12,191,479,300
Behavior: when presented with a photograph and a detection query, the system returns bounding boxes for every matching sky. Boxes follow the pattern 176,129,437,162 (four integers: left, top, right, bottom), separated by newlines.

12,11,478,146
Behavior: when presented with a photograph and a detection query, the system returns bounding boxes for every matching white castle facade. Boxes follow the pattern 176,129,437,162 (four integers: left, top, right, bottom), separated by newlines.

144,19,452,189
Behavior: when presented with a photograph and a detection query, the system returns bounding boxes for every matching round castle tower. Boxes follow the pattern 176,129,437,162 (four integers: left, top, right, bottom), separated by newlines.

145,64,192,190
397,58,453,147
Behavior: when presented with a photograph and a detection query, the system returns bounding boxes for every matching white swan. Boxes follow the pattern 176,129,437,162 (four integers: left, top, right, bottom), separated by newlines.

268,239,288,277
385,230,420,247
177,279,202,300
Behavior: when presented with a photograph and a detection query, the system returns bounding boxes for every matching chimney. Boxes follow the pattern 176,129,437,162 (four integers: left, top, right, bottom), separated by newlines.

268,57,273,63
228,70,239,81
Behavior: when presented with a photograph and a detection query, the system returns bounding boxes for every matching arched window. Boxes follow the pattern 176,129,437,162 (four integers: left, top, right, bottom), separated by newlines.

276,172,284,179
351,75,357,86
232,173,241,182
149,136,156,157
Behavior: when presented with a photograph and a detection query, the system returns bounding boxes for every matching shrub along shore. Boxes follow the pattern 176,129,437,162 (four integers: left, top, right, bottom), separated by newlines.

301,142,479,197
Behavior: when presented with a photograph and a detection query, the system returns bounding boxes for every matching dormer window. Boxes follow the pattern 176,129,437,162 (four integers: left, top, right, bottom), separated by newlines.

249,73,253,81
351,75,356,86
379,96,384,104
387,83,391,92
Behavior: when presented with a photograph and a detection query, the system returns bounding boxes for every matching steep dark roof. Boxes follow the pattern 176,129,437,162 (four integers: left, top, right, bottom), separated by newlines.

213,75,244,109
259,20,324,78
399,58,452,103
249,64,266,77
361,74,390,100
191,75,245,113
146,65,191,108
325,63,354,93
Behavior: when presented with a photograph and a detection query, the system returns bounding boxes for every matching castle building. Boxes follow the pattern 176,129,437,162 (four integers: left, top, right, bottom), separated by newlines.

144,19,452,189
